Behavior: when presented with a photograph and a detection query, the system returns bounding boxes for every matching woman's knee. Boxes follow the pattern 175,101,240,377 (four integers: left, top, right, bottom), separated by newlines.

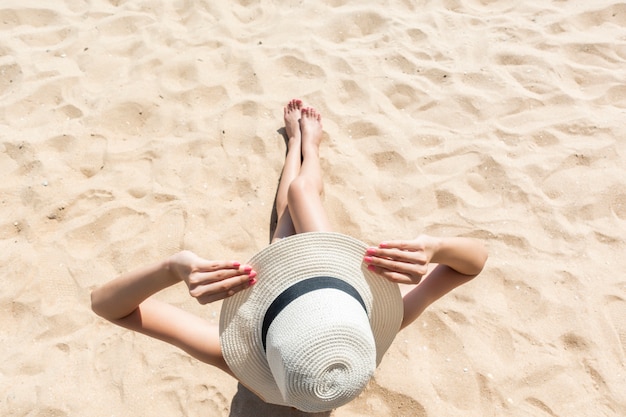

286,176,330,233
287,177,317,205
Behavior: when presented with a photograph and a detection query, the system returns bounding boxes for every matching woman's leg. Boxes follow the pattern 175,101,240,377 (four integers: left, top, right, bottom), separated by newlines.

287,107,332,233
271,99,303,243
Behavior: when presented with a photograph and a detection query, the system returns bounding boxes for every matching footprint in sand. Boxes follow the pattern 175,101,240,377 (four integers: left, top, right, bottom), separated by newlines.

43,134,107,178
184,384,231,417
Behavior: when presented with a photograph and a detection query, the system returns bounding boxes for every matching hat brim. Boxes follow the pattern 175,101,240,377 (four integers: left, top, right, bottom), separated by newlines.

219,232,403,406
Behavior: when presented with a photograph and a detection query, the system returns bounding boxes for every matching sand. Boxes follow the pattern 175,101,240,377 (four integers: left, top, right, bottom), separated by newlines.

1,0,625,416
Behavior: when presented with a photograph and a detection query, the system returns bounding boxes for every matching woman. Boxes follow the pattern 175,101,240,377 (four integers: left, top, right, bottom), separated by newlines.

91,99,488,410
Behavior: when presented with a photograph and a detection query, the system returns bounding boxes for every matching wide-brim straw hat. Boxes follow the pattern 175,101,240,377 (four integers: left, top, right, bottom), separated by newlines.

219,232,403,412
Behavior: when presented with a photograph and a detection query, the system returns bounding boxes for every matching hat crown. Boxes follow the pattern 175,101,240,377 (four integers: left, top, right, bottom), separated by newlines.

265,288,376,412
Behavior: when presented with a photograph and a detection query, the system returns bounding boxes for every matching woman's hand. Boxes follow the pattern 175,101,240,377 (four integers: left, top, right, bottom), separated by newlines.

363,235,441,285
364,234,488,286
167,250,257,304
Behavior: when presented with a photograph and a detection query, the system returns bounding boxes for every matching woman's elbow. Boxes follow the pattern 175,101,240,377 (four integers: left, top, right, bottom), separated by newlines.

90,289,113,320
461,241,488,277
473,243,489,276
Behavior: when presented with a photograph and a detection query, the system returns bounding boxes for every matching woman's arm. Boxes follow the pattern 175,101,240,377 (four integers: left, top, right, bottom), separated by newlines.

90,251,256,372
107,298,234,374
364,235,488,329
91,258,179,320
91,251,255,320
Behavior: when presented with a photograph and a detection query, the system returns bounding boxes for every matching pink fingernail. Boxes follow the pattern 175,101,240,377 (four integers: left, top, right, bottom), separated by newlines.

379,242,388,248
233,261,241,268
248,270,257,279
366,247,377,255
249,277,257,285
244,266,252,273
363,256,372,263
367,264,376,271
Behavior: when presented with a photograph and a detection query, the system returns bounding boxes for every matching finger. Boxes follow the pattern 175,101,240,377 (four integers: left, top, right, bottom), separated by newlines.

196,278,255,304
195,259,243,272
366,264,422,285
187,268,245,288
366,247,426,264
198,271,258,304
364,255,428,277
188,271,254,299
379,240,417,251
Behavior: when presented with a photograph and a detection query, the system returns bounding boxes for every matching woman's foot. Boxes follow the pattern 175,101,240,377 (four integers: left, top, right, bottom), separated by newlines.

300,107,322,156
284,99,303,146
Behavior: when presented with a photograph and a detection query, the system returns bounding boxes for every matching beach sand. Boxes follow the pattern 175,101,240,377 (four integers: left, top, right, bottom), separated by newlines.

1,1,625,416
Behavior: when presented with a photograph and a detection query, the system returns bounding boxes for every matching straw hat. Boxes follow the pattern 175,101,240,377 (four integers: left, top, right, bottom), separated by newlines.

219,232,403,412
